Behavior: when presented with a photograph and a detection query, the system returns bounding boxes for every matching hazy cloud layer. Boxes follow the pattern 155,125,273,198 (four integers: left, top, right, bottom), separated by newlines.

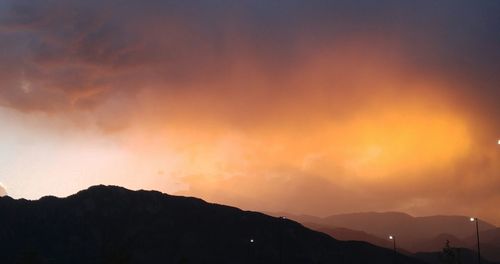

1,0,499,222
0,183,6,197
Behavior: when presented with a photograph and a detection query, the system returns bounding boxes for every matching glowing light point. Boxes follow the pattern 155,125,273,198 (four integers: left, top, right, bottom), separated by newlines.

250,239,254,243
497,139,500,145
389,235,394,240
470,217,476,222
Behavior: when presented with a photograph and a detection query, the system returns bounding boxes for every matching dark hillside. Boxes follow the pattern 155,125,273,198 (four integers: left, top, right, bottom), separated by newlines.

0,185,426,264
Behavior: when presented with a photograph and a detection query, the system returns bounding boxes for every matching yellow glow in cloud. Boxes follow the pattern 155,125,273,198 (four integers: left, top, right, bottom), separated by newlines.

338,107,471,180
125,102,471,189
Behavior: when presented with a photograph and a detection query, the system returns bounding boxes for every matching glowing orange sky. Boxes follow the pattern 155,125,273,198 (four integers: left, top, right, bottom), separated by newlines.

0,0,499,224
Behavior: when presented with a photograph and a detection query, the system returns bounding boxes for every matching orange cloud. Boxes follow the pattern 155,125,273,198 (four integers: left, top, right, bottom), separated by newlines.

0,0,499,224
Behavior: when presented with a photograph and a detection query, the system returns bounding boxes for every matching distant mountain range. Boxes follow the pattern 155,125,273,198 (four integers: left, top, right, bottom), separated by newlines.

0,185,425,264
273,211,500,263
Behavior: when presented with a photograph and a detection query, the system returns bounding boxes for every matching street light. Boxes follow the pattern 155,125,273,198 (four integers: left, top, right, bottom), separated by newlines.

470,217,481,264
389,235,396,251
389,235,397,263
249,238,257,262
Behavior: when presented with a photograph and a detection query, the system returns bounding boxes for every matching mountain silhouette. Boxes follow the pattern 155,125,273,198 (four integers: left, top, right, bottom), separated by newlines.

0,185,426,264
301,222,394,250
267,212,402,251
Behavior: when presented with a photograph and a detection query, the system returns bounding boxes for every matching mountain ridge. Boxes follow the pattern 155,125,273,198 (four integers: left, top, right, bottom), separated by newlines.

0,185,425,264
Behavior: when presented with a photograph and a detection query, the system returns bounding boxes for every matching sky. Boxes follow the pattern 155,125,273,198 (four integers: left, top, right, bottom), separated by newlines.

0,0,499,224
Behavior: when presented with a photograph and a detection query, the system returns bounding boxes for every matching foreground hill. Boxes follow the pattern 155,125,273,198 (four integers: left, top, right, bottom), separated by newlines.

0,186,425,264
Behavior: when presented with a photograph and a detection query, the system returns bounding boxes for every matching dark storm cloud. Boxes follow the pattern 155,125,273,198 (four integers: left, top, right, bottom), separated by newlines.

0,0,498,112
0,0,498,153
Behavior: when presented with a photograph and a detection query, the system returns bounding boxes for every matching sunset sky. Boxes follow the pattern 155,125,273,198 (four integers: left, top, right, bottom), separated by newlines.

0,0,499,224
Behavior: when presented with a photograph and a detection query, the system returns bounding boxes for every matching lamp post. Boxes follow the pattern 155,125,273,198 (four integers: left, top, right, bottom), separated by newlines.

389,235,396,251
389,235,397,263
470,217,481,264
250,238,256,263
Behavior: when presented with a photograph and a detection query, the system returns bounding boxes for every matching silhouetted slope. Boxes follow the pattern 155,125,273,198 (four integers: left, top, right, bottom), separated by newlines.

270,212,416,254
302,222,393,249
0,186,425,264
266,212,323,225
